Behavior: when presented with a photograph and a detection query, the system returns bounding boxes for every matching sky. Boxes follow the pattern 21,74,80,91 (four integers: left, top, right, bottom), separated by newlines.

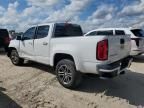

0,0,144,32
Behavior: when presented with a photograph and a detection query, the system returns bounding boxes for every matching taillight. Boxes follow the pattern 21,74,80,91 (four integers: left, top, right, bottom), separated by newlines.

131,38,140,47
97,39,108,61
4,37,10,44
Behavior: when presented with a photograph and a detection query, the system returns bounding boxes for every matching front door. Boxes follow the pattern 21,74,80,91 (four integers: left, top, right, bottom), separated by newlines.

34,25,50,64
20,27,36,60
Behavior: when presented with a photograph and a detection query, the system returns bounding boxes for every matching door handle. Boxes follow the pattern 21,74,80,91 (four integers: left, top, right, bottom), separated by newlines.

43,42,48,45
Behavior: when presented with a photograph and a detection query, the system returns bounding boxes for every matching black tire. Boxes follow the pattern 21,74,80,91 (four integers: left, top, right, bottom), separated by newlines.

56,59,82,89
10,50,24,66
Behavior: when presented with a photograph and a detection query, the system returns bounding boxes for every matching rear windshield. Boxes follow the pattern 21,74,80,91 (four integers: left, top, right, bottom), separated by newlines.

54,23,83,38
0,29,9,37
97,30,113,35
86,30,113,36
131,29,144,37
115,30,125,35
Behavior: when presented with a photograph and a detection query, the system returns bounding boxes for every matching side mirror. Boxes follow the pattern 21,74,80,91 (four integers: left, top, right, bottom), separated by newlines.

16,36,22,40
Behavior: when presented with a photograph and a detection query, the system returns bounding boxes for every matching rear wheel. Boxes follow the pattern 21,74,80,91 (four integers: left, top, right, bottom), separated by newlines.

10,50,24,66
56,59,82,89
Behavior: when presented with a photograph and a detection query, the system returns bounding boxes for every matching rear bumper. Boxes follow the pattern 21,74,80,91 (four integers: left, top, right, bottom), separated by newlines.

97,56,133,78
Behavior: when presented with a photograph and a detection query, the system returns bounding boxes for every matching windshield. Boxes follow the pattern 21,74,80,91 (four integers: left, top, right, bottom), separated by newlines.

131,29,144,37
54,23,83,38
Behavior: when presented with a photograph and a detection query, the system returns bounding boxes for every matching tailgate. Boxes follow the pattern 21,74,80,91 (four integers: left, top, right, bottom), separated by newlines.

139,38,144,49
108,35,131,63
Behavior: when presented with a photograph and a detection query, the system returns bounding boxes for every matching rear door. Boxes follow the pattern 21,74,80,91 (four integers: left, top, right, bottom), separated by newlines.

34,25,50,64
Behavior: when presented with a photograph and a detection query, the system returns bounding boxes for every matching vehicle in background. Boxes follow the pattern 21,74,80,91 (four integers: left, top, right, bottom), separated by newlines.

129,28,144,56
87,28,144,56
8,23,132,89
9,32,24,40
0,29,11,52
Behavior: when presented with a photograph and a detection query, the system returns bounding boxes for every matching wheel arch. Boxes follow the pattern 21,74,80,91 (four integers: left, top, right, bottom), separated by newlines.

52,53,80,71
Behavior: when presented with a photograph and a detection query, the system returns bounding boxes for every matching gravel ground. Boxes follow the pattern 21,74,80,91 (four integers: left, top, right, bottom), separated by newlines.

0,50,144,108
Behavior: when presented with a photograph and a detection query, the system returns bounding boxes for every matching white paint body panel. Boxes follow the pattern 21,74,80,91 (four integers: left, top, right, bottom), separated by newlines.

20,40,34,60
9,24,131,74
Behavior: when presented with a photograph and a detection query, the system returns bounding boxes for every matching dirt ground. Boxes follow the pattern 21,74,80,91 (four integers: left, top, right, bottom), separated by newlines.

0,50,144,108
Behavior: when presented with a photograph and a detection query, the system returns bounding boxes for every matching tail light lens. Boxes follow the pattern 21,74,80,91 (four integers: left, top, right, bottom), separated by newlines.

4,37,10,44
131,38,140,47
97,39,108,61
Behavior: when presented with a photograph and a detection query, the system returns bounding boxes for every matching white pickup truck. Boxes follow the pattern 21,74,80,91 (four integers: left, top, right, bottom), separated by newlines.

8,23,132,89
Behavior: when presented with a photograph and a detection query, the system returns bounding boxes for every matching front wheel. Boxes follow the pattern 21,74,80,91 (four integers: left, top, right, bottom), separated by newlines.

10,50,24,66
56,59,82,89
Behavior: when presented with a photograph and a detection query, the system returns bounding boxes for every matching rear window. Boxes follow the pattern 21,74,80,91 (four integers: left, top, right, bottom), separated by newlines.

0,29,9,37
115,30,125,35
53,23,83,38
131,29,144,37
86,30,113,36
97,30,113,35
86,31,97,36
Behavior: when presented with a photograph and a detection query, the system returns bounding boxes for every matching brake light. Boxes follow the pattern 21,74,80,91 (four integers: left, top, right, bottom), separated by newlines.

97,39,108,61
131,38,140,47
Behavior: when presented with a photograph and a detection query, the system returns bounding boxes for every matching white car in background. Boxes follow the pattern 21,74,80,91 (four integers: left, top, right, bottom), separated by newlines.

127,28,144,56
85,28,144,56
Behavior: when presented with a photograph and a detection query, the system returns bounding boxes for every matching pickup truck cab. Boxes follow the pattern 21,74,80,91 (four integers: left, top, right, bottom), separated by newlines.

8,23,132,89
89,28,144,56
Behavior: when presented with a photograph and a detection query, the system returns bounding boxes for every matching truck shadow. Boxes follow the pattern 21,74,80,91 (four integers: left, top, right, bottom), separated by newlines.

22,61,55,75
77,70,144,106
0,82,22,108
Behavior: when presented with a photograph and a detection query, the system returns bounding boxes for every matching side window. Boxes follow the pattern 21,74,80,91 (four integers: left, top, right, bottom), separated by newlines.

97,30,113,35
86,31,97,36
36,25,49,39
115,30,125,35
23,27,35,40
